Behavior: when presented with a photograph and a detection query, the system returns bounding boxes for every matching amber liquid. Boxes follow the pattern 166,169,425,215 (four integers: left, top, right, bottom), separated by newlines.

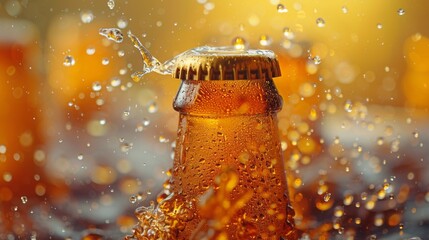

171,79,296,239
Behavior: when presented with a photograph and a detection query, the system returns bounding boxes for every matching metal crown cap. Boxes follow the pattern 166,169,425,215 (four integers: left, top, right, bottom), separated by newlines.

172,46,281,80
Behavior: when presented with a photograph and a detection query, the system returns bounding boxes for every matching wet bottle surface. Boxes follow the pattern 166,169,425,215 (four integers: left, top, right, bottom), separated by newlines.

169,47,297,239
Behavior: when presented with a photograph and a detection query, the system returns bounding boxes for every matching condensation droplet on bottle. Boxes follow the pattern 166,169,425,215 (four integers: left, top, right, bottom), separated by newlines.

412,131,419,138
341,6,348,14
397,8,405,16
117,18,128,29
277,4,288,13
107,0,115,10
21,196,28,204
80,10,94,24
117,50,125,57
99,28,124,43
377,137,384,146
259,35,272,46
310,55,322,65
376,23,383,29
316,17,326,27
92,81,102,92
77,154,83,160
232,36,246,50
63,55,75,67
324,192,332,202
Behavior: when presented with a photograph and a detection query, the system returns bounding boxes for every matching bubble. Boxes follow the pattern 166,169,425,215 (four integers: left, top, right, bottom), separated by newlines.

20,196,28,204
316,17,326,27
99,28,124,43
86,47,96,55
277,4,288,13
232,36,247,50
397,8,405,16
107,0,115,9
259,35,272,46
92,81,102,91
63,55,76,67
117,18,128,29
80,10,94,23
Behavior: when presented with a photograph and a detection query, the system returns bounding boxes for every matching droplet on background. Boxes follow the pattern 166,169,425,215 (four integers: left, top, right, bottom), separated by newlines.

232,36,246,50
377,23,383,29
99,28,124,43
117,18,128,29
397,8,405,16
341,6,348,14
107,0,115,10
63,55,76,67
277,4,288,13
316,17,326,27
80,10,94,24
259,35,272,46
86,47,96,55
283,27,295,39
92,81,102,91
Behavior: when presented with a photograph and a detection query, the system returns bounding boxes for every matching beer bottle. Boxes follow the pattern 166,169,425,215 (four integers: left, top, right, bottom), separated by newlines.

169,47,297,239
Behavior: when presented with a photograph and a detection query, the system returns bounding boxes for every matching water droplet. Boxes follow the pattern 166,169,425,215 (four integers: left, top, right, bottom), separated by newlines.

324,192,331,202
111,77,121,87
86,47,96,55
316,17,325,27
63,55,75,67
80,10,94,24
159,136,169,143
412,131,419,138
92,81,102,91
259,35,272,46
282,27,295,39
120,142,133,153
310,55,322,65
77,154,84,160
377,23,383,29
117,18,128,29
129,195,138,204
118,50,125,57
397,8,405,16
99,28,124,43
147,101,158,113
143,118,150,126
277,4,288,13
102,58,110,65
341,6,348,14
21,196,28,204
107,0,115,10
344,100,353,113
232,36,247,50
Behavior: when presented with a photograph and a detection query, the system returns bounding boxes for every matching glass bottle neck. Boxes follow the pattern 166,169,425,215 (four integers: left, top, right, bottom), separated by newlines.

173,78,283,117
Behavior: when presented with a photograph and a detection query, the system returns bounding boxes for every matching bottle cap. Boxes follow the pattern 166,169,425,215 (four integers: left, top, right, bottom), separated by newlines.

172,46,281,80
